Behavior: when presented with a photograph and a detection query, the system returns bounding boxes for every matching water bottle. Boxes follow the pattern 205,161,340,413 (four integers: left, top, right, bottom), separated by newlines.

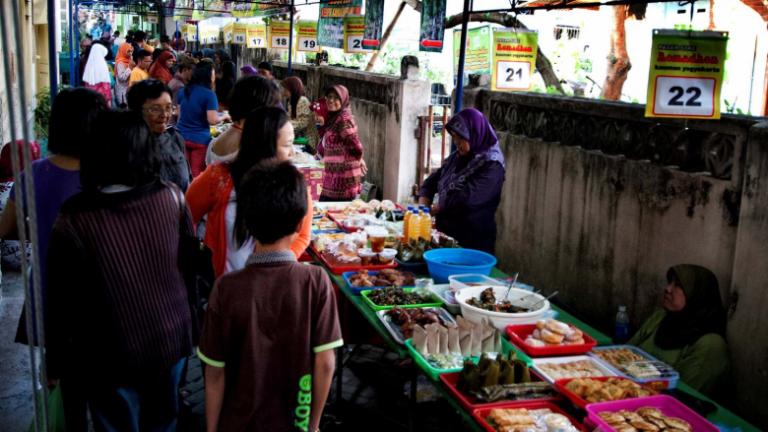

615,305,629,343
420,209,432,241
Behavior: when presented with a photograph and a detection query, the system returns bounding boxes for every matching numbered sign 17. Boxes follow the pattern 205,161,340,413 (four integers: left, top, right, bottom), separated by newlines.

652,76,715,117
495,61,531,90
298,37,318,52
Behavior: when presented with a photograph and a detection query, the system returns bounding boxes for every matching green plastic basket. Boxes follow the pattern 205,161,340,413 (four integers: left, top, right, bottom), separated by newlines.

406,337,533,381
293,137,309,145
360,288,442,311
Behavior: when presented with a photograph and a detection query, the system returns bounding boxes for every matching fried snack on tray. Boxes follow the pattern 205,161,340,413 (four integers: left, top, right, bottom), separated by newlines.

593,347,646,372
597,406,693,432
564,378,655,403
348,269,416,288
536,360,607,380
488,408,536,432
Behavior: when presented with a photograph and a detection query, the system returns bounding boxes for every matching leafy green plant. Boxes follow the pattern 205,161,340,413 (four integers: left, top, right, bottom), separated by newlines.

34,85,69,140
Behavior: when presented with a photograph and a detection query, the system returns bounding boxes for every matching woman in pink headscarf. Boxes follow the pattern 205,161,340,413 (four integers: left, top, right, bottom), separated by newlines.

316,86,363,201
0,140,41,269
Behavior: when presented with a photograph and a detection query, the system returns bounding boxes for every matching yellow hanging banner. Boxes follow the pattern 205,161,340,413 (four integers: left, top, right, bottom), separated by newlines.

269,21,291,50
207,25,220,44
491,28,538,91
343,15,371,53
224,22,234,44
296,20,320,52
645,29,729,119
233,23,247,45
181,24,190,42
247,24,267,48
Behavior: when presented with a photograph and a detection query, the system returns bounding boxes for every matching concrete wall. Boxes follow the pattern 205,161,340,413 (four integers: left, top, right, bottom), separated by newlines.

271,61,431,203
464,87,768,429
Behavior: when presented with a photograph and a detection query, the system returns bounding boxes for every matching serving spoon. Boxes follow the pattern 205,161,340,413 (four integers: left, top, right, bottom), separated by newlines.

530,291,559,310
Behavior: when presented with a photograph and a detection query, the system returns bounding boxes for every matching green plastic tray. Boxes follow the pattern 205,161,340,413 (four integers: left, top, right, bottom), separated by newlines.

360,288,442,311
406,337,534,381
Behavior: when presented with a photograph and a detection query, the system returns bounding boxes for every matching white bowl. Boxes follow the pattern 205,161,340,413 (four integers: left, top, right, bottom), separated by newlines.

455,285,550,331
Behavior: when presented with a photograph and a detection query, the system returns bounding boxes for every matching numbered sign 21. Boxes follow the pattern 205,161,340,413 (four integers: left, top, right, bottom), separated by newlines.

652,76,715,117
495,61,531,90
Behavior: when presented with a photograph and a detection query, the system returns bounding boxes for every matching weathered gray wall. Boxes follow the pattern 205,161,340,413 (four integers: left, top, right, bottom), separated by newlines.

272,62,431,203
465,87,767,429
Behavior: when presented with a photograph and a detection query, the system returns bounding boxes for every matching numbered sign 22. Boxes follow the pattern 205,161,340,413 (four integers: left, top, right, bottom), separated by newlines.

272,36,290,49
346,35,370,53
298,37,318,52
652,76,716,117
495,60,531,90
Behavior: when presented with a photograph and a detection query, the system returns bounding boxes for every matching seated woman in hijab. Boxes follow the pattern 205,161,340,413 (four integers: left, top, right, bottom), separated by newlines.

417,108,505,255
628,264,729,397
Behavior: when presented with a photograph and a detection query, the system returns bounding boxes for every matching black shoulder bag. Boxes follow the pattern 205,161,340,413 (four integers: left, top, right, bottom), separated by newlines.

169,184,215,343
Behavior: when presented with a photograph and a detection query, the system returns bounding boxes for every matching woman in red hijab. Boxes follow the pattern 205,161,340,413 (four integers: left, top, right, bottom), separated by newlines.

0,140,41,269
316,86,363,201
148,51,176,84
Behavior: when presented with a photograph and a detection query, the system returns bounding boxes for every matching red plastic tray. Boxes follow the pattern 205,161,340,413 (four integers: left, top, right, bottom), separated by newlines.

471,401,587,432
298,250,313,262
553,376,658,409
506,324,597,357
309,245,397,275
439,369,560,413
327,213,364,233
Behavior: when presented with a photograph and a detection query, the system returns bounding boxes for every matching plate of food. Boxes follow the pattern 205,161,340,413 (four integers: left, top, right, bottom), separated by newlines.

376,306,455,345
343,269,416,294
531,356,617,384
455,286,550,331
439,368,559,413
506,320,597,357
555,377,658,408
360,287,441,311
472,402,586,432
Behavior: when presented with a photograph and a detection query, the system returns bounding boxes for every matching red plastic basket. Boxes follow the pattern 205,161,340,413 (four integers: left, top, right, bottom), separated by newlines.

309,245,398,275
553,376,659,409
439,370,560,413
506,324,597,357
471,401,587,432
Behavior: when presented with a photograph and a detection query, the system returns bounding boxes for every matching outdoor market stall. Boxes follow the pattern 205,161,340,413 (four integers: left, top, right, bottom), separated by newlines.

305,200,760,432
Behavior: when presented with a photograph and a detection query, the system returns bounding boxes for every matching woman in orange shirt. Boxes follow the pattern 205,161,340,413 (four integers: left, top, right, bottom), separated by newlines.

185,107,311,277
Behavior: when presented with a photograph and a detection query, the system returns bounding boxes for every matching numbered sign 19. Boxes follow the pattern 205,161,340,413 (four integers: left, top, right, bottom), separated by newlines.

651,76,715,117
495,61,532,90
298,37,318,52
491,28,538,92
645,29,728,119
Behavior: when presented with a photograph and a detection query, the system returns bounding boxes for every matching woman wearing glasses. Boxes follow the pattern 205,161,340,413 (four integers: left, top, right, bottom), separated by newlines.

127,79,193,192
317,85,363,201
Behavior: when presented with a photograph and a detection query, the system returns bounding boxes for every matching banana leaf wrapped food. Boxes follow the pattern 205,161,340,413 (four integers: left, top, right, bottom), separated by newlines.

474,382,556,403
457,360,481,394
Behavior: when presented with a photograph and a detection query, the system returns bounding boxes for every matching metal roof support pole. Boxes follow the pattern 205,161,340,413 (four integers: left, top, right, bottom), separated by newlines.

453,0,471,153
48,0,59,100
75,1,81,86
287,0,295,76
69,0,76,85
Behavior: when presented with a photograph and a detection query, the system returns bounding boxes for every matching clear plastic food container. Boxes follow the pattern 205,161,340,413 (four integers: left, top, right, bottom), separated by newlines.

377,248,397,265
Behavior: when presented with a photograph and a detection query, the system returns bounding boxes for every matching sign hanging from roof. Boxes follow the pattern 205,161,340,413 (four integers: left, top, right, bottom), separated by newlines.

491,28,538,91
419,0,446,52
317,0,362,49
362,0,384,50
645,29,728,119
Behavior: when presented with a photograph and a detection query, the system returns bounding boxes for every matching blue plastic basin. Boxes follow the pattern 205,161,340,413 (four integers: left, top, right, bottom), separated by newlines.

423,249,497,283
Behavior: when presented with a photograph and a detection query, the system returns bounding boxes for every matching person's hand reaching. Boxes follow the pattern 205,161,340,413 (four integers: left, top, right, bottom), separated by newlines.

360,159,368,176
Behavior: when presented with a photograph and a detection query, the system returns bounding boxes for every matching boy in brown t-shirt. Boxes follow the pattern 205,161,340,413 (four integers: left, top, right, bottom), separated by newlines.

198,161,342,432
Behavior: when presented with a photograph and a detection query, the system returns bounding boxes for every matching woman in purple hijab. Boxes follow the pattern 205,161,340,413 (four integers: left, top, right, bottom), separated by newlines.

418,108,506,255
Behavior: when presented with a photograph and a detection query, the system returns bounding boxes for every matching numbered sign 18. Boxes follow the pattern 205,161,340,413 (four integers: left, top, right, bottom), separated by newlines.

495,61,531,90
346,35,370,53
298,37,318,52
271,36,290,49
652,76,715,117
